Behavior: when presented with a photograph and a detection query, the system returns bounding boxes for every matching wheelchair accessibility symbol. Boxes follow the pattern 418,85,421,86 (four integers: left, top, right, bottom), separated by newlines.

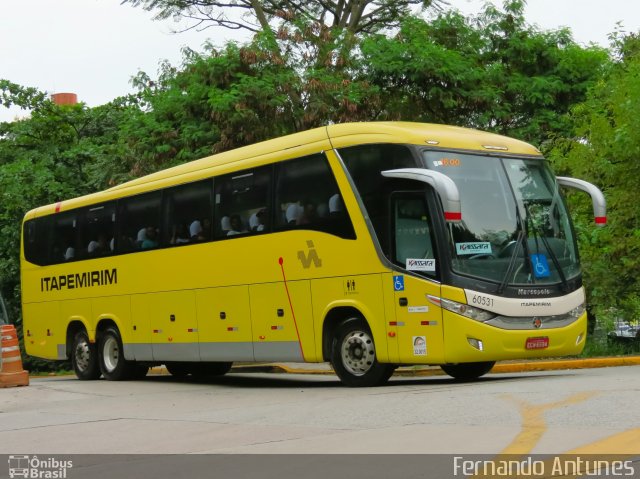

530,254,551,279
393,275,405,292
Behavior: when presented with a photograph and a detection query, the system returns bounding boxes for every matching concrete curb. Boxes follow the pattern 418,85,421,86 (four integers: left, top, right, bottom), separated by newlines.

230,355,640,377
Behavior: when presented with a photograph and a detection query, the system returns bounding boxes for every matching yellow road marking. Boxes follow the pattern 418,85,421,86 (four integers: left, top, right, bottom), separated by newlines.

500,391,597,455
566,428,640,455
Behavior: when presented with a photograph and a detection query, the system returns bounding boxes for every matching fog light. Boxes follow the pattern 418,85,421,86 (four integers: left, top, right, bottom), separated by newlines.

576,333,584,345
467,337,484,351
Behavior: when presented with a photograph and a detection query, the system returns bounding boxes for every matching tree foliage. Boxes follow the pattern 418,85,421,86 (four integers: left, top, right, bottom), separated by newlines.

550,34,640,321
121,0,446,35
361,1,608,146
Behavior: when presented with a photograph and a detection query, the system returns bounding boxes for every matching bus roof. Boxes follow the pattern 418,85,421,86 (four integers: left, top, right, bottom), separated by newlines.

25,122,541,219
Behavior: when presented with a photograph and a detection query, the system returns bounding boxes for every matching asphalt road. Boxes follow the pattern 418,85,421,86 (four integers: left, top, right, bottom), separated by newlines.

1,365,639,456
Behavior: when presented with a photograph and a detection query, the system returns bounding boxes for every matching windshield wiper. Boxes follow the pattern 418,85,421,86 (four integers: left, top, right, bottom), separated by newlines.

524,201,569,293
497,206,527,294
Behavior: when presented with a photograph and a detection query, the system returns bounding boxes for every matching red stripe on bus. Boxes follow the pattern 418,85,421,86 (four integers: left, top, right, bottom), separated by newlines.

445,211,462,221
278,257,305,360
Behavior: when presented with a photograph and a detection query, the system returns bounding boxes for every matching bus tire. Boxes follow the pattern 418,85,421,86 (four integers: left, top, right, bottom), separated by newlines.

330,317,394,387
440,361,495,380
166,362,191,378
71,330,100,380
98,326,135,381
192,362,233,377
132,365,149,379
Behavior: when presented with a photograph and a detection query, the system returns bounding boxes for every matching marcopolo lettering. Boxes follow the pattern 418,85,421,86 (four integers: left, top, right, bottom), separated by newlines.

41,268,117,292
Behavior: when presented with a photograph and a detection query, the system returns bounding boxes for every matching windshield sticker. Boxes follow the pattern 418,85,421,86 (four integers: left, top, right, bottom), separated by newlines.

413,336,427,356
530,254,551,278
456,242,492,255
406,258,436,272
432,158,461,167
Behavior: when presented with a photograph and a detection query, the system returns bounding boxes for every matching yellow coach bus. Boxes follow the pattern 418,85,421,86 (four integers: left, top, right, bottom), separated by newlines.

21,122,606,386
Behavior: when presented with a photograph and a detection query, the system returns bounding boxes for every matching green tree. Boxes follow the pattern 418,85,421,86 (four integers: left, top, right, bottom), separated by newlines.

550,34,640,323
360,1,608,146
0,83,129,322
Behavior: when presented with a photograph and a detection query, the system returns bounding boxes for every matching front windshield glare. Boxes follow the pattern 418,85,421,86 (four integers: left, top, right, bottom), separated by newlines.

423,151,579,286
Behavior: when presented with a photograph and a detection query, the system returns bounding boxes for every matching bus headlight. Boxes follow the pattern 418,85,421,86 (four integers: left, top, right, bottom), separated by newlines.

567,303,586,319
428,296,496,322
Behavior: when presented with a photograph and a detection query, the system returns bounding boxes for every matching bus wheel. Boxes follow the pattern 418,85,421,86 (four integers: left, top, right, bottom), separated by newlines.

71,330,100,380
99,326,134,381
331,317,394,387
166,362,191,378
193,362,233,378
132,365,149,379
440,361,495,380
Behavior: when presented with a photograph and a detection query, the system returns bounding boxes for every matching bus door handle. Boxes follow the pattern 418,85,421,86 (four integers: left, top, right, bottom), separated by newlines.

399,298,408,307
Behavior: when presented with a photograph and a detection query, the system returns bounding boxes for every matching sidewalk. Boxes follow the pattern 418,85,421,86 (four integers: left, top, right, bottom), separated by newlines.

229,355,640,377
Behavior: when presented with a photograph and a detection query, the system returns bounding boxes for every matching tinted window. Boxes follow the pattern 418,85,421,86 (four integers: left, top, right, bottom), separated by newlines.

393,195,437,278
163,180,213,246
339,144,418,253
214,167,271,239
275,154,355,239
79,203,116,259
23,217,50,266
117,191,162,252
50,211,79,263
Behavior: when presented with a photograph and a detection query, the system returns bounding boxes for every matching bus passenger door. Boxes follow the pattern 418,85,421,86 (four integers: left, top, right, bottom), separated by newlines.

389,193,445,364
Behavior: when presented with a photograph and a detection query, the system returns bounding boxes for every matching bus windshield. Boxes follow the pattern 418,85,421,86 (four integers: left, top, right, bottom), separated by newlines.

423,151,579,286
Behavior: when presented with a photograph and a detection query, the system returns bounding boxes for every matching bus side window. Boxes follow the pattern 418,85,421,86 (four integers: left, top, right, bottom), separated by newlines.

80,203,116,259
214,166,271,240
339,144,418,254
274,154,355,239
392,195,437,278
49,211,79,264
117,191,162,253
162,179,213,246
23,217,50,266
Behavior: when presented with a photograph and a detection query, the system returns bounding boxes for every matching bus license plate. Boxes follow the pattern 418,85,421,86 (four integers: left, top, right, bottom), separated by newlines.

525,336,549,350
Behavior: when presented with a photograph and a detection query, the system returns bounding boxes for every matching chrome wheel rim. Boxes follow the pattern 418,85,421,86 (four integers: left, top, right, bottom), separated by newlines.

74,339,91,372
102,336,119,373
341,329,375,376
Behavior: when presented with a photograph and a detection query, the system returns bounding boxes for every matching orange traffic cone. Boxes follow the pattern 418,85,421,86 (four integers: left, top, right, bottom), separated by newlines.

0,324,29,388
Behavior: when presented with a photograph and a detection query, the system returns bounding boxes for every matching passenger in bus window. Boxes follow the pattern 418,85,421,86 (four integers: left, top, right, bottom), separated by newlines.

329,193,343,216
136,227,147,247
170,223,190,245
297,200,318,225
141,227,159,249
255,208,267,232
189,220,204,241
286,203,302,224
249,208,267,232
64,246,75,261
88,233,109,255
220,216,231,235
227,214,248,236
